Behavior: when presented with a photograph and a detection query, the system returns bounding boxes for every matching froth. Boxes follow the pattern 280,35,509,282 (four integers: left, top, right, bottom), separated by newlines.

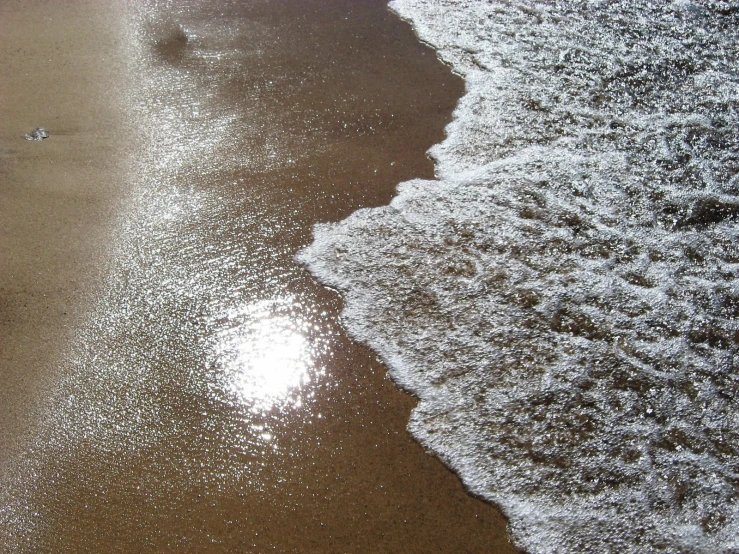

299,1,739,552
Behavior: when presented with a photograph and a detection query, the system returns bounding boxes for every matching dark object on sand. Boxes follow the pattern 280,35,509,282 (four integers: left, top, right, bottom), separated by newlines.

24,127,49,141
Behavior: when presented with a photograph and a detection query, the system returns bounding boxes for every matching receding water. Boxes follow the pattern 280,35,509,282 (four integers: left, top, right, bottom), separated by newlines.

0,1,518,552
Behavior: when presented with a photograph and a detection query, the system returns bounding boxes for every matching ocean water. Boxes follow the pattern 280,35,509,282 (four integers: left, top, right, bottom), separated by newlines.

298,1,739,552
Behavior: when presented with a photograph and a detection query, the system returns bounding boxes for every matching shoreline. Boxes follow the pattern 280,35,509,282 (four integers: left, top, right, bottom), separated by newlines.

0,1,520,552
303,1,739,551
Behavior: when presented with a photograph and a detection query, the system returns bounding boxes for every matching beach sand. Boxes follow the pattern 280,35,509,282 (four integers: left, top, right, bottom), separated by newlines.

0,0,136,463
0,1,520,552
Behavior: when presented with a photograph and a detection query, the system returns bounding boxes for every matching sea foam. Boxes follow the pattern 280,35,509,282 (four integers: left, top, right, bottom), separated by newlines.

298,1,739,552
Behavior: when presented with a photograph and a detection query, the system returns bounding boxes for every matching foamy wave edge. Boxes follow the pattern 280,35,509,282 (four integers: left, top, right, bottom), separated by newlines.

298,1,739,552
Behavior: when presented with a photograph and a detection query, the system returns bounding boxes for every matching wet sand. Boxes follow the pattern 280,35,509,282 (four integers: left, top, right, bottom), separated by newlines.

0,0,135,463
0,1,520,552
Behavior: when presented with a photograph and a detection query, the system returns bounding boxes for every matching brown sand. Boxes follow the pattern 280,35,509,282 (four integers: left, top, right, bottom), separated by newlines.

0,0,136,462
0,1,521,552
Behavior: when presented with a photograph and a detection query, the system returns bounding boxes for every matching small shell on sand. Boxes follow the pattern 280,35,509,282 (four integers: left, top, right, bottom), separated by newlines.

24,127,49,141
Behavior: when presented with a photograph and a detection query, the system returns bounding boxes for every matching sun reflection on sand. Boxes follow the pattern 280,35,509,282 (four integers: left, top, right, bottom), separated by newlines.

213,298,326,412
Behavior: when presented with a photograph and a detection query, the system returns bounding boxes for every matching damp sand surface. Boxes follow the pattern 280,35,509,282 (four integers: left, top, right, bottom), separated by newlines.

0,0,519,552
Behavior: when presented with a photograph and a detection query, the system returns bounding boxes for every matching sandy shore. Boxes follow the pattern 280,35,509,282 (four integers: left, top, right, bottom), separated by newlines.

0,1,519,552
0,0,135,464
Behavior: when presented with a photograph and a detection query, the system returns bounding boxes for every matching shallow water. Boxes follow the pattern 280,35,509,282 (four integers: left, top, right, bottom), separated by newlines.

0,1,518,552
300,1,739,552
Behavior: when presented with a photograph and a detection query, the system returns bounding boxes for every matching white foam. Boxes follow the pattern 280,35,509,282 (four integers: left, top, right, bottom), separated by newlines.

299,1,739,552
